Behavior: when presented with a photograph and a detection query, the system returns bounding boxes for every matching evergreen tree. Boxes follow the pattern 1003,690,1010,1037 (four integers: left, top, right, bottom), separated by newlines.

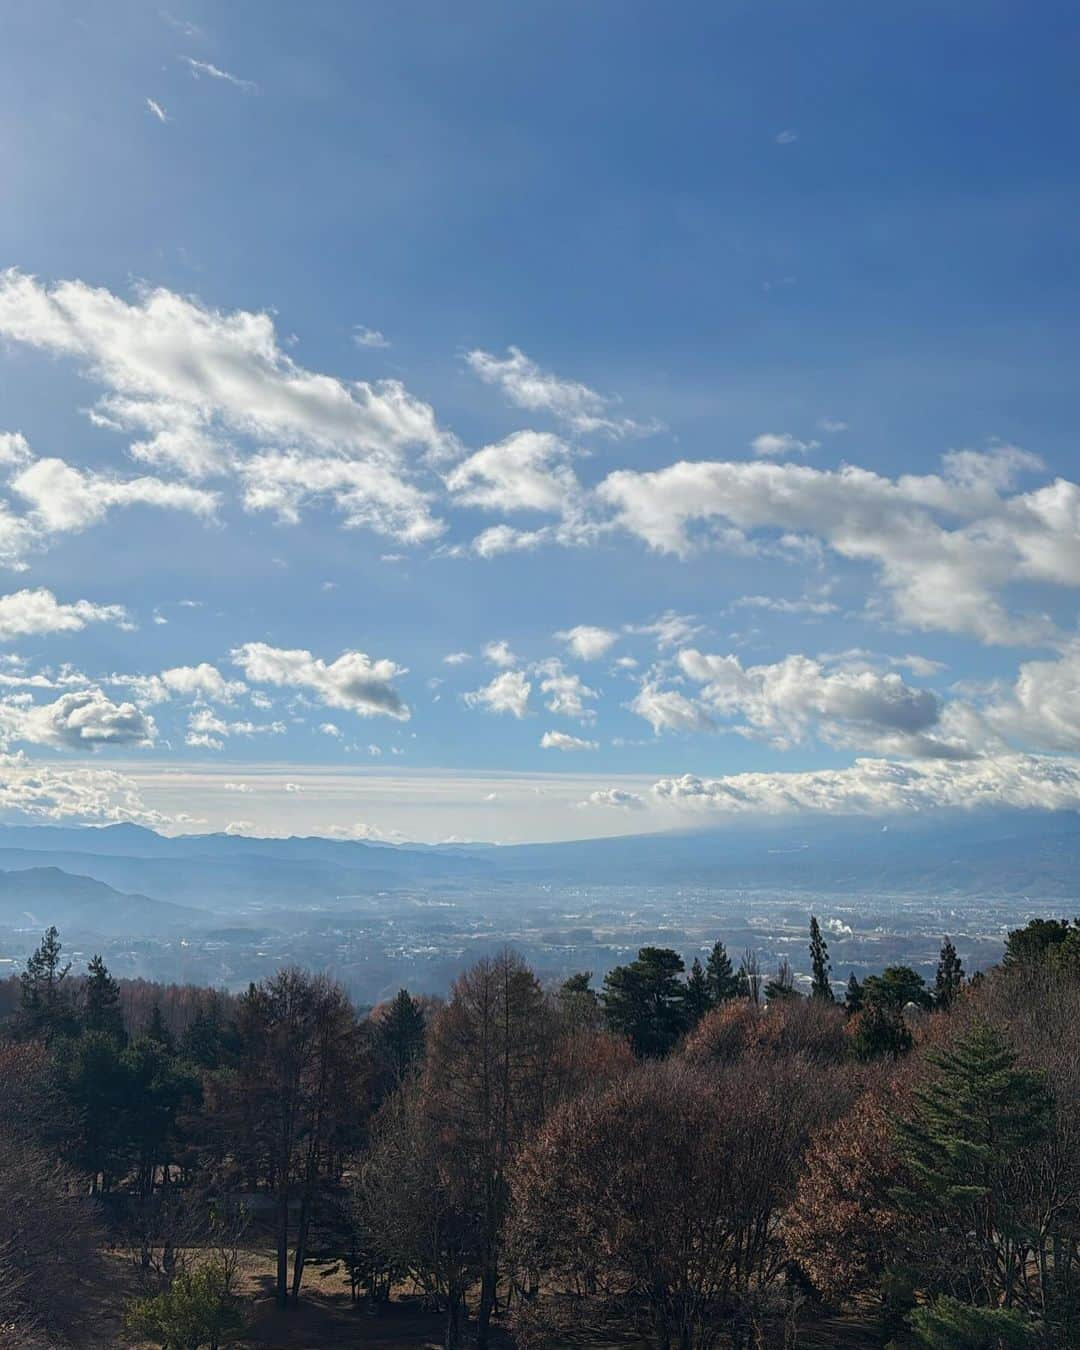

933,937,965,1010
849,1001,912,1060
602,947,687,1057
556,971,601,1029
83,954,125,1042
862,964,930,1013
145,1002,175,1053
892,1021,1052,1319
19,926,75,1041
1001,917,1072,968
376,988,426,1084
179,1000,232,1069
808,915,834,1001
60,1030,131,1193
907,1295,1034,1348
683,958,711,1026
764,957,799,1001
704,940,738,1004
844,972,864,1015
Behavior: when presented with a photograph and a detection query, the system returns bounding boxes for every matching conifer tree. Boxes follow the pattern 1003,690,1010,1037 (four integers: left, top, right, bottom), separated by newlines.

704,940,738,1004
844,972,864,1015
764,957,798,1001
376,988,426,1084
933,937,965,1010
892,1020,1052,1321
602,947,687,1057
808,915,834,1001
683,958,711,1026
145,1002,174,1053
19,926,75,1041
83,955,125,1043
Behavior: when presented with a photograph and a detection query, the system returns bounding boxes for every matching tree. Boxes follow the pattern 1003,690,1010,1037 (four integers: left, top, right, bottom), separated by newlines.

556,971,602,1031
18,927,75,1041
705,940,739,1004
684,958,711,1026
764,957,799,1002
83,954,125,1042
848,1001,912,1061
373,988,426,1090
59,1030,131,1193
808,916,834,1002
934,937,965,1010
125,1259,243,1350
423,951,556,1348
907,1295,1034,1348
844,973,864,1015
892,1021,1053,1321
738,948,763,1006
602,947,687,1057
861,965,930,1013
146,1002,175,1052
1001,917,1073,969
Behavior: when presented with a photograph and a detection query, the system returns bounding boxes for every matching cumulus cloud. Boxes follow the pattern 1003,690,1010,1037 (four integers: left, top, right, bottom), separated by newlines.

466,345,649,437
626,611,703,650
483,639,517,668
0,272,452,544
0,588,130,640
10,456,216,535
464,670,531,718
674,648,963,758
581,787,646,810
185,708,286,750
9,689,157,750
630,683,715,735
599,447,1072,645
112,663,247,705
446,430,582,517
652,754,1080,816
750,432,819,458
353,325,389,349
982,646,1080,752
540,730,598,751
556,624,618,661
535,659,598,721
232,642,410,719
0,750,165,823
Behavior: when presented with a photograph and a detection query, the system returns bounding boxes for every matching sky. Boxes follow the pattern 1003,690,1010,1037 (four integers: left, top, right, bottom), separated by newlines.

0,0,1077,842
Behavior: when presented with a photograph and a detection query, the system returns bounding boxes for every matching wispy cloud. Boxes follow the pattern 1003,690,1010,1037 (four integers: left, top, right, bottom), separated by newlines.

354,326,390,349
181,57,258,93
146,99,169,123
750,432,819,458
775,129,798,145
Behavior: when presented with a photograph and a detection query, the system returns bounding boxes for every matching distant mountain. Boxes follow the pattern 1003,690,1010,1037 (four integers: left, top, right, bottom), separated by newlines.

0,867,208,937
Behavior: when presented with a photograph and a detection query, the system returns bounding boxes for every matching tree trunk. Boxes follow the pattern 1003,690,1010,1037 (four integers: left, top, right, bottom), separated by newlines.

477,1259,497,1347
291,1190,311,1302
275,1185,290,1309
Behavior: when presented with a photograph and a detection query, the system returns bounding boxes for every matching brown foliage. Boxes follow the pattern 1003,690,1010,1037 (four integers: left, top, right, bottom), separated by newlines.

682,995,849,1068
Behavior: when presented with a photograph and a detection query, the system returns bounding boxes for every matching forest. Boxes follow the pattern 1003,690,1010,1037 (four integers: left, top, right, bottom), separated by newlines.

1,914,1078,1350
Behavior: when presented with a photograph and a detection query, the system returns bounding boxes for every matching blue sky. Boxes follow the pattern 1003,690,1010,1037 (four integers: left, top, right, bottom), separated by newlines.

0,0,1077,841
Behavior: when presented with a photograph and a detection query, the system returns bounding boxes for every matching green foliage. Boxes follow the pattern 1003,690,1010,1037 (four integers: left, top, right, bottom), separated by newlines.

125,1260,242,1350
704,940,739,1003
907,1295,1034,1348
809,915,834,1001
850,1001,913,1060
934,939,965,1011
683,958,711,1025
764,957,799,1002
845,972,864,1015
83,954,125,1042
602,946,687,1057
376,987,426,1084
18,926,76,1041
863,965,931,1013
1001,917,1073,969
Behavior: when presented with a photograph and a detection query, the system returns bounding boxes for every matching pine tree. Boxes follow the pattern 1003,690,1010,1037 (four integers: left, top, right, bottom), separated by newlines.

83,954,125,1042
933,937,965,1010
602,947,687,1057
892,1020,1052,1317
19,925,75,1040
377,988,427,1084
808,915,834,1001
683,958,711,1025
907,1295,1034,1348
844,972,864,1015
765,957,799,1001
704,940,738,1004
146,1002,175,1053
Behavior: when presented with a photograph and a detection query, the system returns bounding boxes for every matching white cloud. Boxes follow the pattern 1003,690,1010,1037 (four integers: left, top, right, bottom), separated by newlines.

232,642,410,719
817,418,848,434
982,646,1080,752
751,432,819,458
181,57,257,92
535,659,598,721
675,648,963,758
0,588,129,640
556,624,618,661
185,708,286,750
9,689,157,750
464,670,531,718
599,447,1071,645
466,345,649,437
353,325,389,349
318,722,342,737
581,787,646,810
630,683,714,735
10,456,217,534
652,754,1080,816
0,272,452,543
540,730,598,751
483,639,517,668
443,651,471,666
446,430,581,516
730,594,837,616
0,750,165,823
146,99,169,123
626,611,703,650
223,781,251,793
775,129,798,145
